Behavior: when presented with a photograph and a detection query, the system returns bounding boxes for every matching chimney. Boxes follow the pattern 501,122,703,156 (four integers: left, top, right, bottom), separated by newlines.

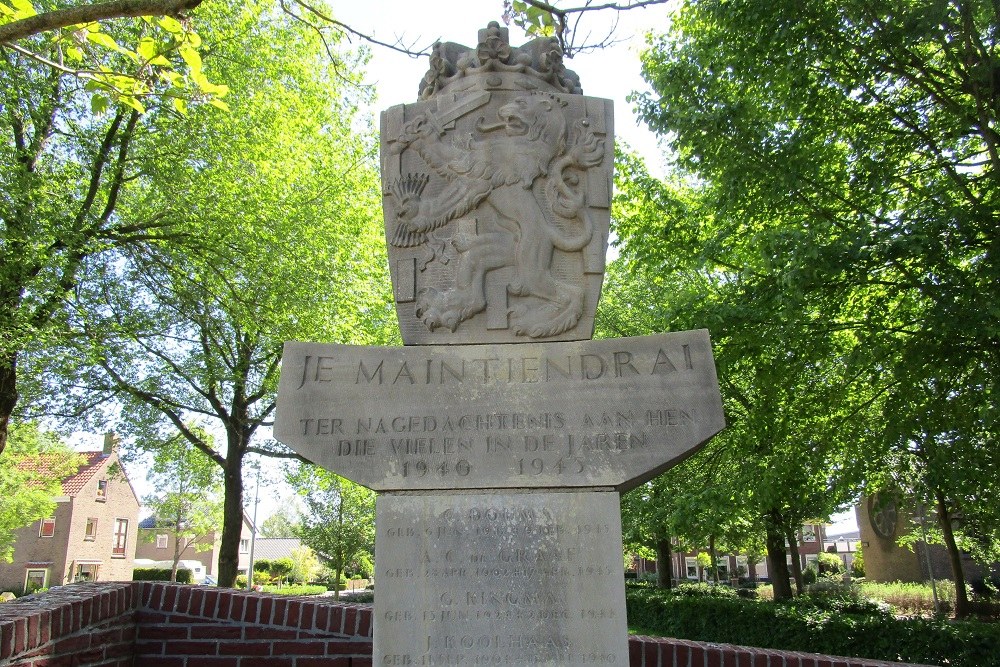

102,432,119,457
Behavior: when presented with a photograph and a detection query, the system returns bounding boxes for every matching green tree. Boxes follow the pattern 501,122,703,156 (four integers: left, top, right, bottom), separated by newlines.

259,505,299,538
633,0,1000,615
142,430,223,582
608,152,882,599
39,0,392,588
290,465,375,601
0,422,82,562
288,545,320,584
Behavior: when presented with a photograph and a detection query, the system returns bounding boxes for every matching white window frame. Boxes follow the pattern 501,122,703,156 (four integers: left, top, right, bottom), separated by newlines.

156,534,169,549
96,480,108,501
24,568,48,592
716,557,730,578
239,538,250,554
39,517,55,538
112,518,128,557
85,518,98,541
684,557,698,579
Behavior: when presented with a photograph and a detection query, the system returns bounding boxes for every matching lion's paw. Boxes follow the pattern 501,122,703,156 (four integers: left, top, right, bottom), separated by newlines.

415,288,485,333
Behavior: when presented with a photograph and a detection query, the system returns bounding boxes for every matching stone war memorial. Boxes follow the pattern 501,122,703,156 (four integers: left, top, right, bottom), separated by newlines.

275,22,725,666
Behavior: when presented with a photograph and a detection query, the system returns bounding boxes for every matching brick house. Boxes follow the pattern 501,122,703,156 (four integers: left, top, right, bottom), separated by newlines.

0,435,140,594
134,512,255,580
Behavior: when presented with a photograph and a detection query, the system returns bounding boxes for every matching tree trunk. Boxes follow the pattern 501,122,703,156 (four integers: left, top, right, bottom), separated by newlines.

655,534,672,589
217,451,245,588
786,527,804,595
936,490,970,618
0,353,19,456
709,534,719,584
765,516,793,600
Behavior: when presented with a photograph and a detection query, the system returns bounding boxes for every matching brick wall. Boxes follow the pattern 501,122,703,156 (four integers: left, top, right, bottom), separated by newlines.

1,582,924,667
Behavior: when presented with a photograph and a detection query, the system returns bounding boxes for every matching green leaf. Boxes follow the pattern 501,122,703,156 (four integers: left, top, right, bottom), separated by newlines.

90,93,109,114
158,16,184,34
136,37,157,61
172,97,188,115
208,98,230,112
179,44,202,73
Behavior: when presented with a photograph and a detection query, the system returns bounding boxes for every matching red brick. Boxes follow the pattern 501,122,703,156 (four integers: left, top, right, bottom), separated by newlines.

30,655,75,667
228,596,246,623
239,657,294,667
270,599,287,626
186,657,239,667
93,627,123,646
1,622,16,659
169,640,222,656
137,658,186,667
243,597,261,624
628,637,644,666
219,642,270,656
139,625,190,640
188,587,207,617
295,658,353,667
176,587,193,614
137,611,168,624
162,587,179,612
216,592,233,620
246,629,297,641
75,647,104,664
284,601,301,628
258,598,274,626
328,639,373,656
134,640,166,656
14,618,28,654
53,634,91,654
356,608,373,637
191,626,243,640
269,641,325,657
201,589,220,618
106,641,134,659
351,658,373,667
642,638,659,667
26,613,40,650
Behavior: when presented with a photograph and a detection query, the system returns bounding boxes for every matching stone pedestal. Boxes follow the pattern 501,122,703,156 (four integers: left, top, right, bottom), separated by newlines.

374,491,627,666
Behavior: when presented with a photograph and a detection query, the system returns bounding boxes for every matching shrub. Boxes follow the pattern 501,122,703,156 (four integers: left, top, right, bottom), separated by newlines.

817,552,846,577
672,582,738,598
625,586,1000,667
802,565,818,586
260,584,326,596
133,568,193,584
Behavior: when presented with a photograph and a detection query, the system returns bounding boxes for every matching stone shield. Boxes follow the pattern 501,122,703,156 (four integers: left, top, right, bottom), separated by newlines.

380,88,613,345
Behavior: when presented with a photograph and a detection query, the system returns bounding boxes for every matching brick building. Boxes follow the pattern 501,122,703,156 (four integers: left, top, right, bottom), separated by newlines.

135,512,255,580
0,434,140,594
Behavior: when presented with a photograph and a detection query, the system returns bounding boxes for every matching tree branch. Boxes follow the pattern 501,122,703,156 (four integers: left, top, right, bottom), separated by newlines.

0,0,204,44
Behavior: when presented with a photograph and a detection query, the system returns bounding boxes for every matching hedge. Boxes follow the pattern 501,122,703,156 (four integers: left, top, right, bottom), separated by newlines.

132,567,194,583
625,585,1000,667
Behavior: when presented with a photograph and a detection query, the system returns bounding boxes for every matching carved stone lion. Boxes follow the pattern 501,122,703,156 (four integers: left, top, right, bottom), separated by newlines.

388,93,604,339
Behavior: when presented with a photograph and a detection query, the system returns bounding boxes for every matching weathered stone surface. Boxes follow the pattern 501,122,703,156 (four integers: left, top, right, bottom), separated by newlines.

274,330,724,492
380,23,613,345
374,491,627,666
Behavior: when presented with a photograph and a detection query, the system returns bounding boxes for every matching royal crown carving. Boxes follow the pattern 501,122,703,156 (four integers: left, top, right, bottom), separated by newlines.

418,21,582,100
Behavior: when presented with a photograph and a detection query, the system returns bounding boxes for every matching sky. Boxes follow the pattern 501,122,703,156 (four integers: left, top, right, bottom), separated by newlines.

78,0,858,536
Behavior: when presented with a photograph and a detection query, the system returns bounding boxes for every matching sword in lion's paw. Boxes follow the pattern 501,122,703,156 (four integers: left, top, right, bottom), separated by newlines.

390,91,492,153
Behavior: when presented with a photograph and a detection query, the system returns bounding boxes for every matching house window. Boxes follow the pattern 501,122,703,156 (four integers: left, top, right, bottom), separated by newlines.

39,517,55,538
112,518,128,557
802,527,817,542
156,534,169,549
24,569,48,593
74,563,100,582
685,557,698,579
716,557,730,579
85,518,98,541
96,480,108,501
239,538,250,554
